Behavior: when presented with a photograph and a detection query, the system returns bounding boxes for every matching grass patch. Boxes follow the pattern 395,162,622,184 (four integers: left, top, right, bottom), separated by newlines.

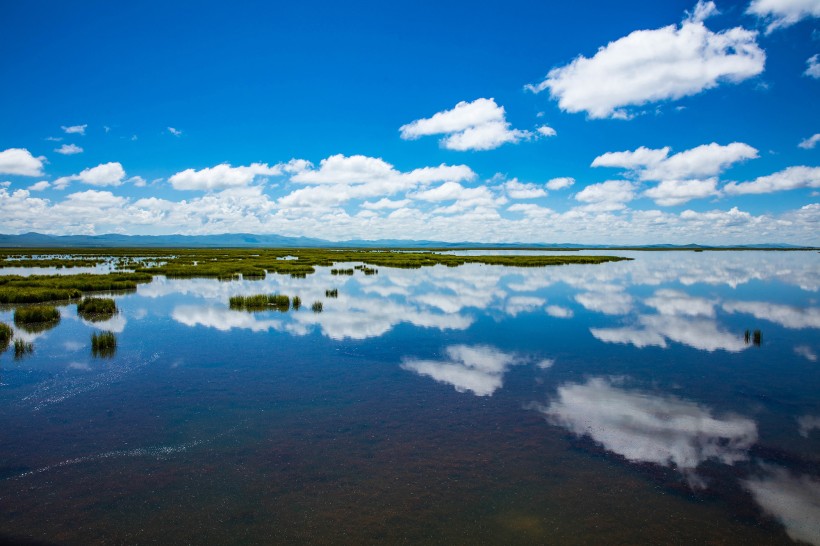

325,288,338,298
91,331,117,358
0,322,12,351
0,272,152,304
77,297,117,321
331,268,354,275
311,301,323,313
292,296,301,310
14,306,60,333
14,339,33,359
229,294,291,312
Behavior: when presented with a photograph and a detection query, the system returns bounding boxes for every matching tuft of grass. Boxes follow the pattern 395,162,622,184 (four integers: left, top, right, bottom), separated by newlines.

14,306,60,333
292,296,302,310
14,338,33,359
325,288,338,298
331,268,354,275
77,297,117,321
311,300,323,313
229,293,291,312
0,321,12,351
91,330,117,358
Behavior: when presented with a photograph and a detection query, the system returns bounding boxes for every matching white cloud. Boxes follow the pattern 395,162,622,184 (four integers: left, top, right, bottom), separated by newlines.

526,5,765,118
743,466,820,546
0,148,46,176
575,180,636,210
535,376,758,482
798,414,820,436
799,133,820,149
53,162,127,189
399,98,537,151
546,305,574,318
361,198,410,210
644,178,719,206
546,177,575,190
504,178,547,199
168,127,182,136
61,124,87,135
536,125,557,137
806,54,820,78
795,346,818,362
593,142,759,181
747,0,820,33
402,344,523,396
169,162,281,191
27,181,50,191
723,166,820,195
54,143,83,155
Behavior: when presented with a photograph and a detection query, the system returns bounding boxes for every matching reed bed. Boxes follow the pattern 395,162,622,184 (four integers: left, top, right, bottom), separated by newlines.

311,301,323,313
14,339,33,359
292,296,302,310
77,297,117,321
0,321,12,351
229,294,292,312
91,331,117,358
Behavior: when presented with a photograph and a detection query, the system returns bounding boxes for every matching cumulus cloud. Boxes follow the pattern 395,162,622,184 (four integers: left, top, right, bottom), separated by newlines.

807,55,820,78
503,178,547,199
169,162,281,191
723,166,820,195
722,300,820,329
281,154,476,208
593,142,758,181
526,3,765,118
399,98,537,151
53,162,127,190
747,0,820,33
61,124,87,135
575,180,636,210
401,344,524,396
0,148,46,176
799,133,820,149
536,125,557,137
644,178,719,206
27,181,50,191
534,376,758,483
54,143,83,155
546,177,575,190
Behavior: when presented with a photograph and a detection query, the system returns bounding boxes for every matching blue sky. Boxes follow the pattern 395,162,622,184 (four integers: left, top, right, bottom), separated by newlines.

0,0,818,244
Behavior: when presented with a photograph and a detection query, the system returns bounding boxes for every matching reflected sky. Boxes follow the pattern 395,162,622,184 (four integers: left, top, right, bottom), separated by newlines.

0,250,818,544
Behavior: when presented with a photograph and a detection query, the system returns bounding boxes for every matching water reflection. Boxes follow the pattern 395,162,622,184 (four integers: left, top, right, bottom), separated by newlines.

743,466,820,546
401,344,530,396
531,377,758,484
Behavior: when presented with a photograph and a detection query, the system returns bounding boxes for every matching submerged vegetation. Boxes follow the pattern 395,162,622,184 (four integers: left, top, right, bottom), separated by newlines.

14,338,33,359
14,306,61,333
229,294,292,312
77,297,117,321
91,331,117,358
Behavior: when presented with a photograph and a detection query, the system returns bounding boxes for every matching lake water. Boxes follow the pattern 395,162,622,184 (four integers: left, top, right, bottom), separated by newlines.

1,251,818,544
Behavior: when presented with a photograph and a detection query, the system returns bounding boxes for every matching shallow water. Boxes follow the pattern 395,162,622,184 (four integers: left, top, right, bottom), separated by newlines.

0,251,818,544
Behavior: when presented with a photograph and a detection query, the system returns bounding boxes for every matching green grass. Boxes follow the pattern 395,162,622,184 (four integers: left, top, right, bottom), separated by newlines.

91,330,117,358
14,338,33,359
0,272,151,304
77,297,117,321
325,288,338,298
229,293,291,312
14,306,61,333
292,296,302,310
0,321,12,351
311,300,323,313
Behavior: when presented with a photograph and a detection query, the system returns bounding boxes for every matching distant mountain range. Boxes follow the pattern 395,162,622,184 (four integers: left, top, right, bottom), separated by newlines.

0,232,812,249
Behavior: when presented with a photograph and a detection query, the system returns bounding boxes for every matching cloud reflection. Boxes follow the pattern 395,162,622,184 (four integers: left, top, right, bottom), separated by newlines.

532,377,758,483
743,466,820,546
402,344,527,396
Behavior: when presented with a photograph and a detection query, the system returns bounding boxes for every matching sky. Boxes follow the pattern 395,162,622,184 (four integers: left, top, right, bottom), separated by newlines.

0,0,818,244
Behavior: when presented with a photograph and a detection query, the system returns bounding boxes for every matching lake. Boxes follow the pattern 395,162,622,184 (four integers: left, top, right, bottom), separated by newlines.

1,251,818,544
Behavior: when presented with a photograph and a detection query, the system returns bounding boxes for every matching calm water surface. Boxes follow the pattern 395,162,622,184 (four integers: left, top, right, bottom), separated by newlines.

1,251,818,544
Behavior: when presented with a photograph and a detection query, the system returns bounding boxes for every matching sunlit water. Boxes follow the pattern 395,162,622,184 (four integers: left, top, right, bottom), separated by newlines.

0,251,818,544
